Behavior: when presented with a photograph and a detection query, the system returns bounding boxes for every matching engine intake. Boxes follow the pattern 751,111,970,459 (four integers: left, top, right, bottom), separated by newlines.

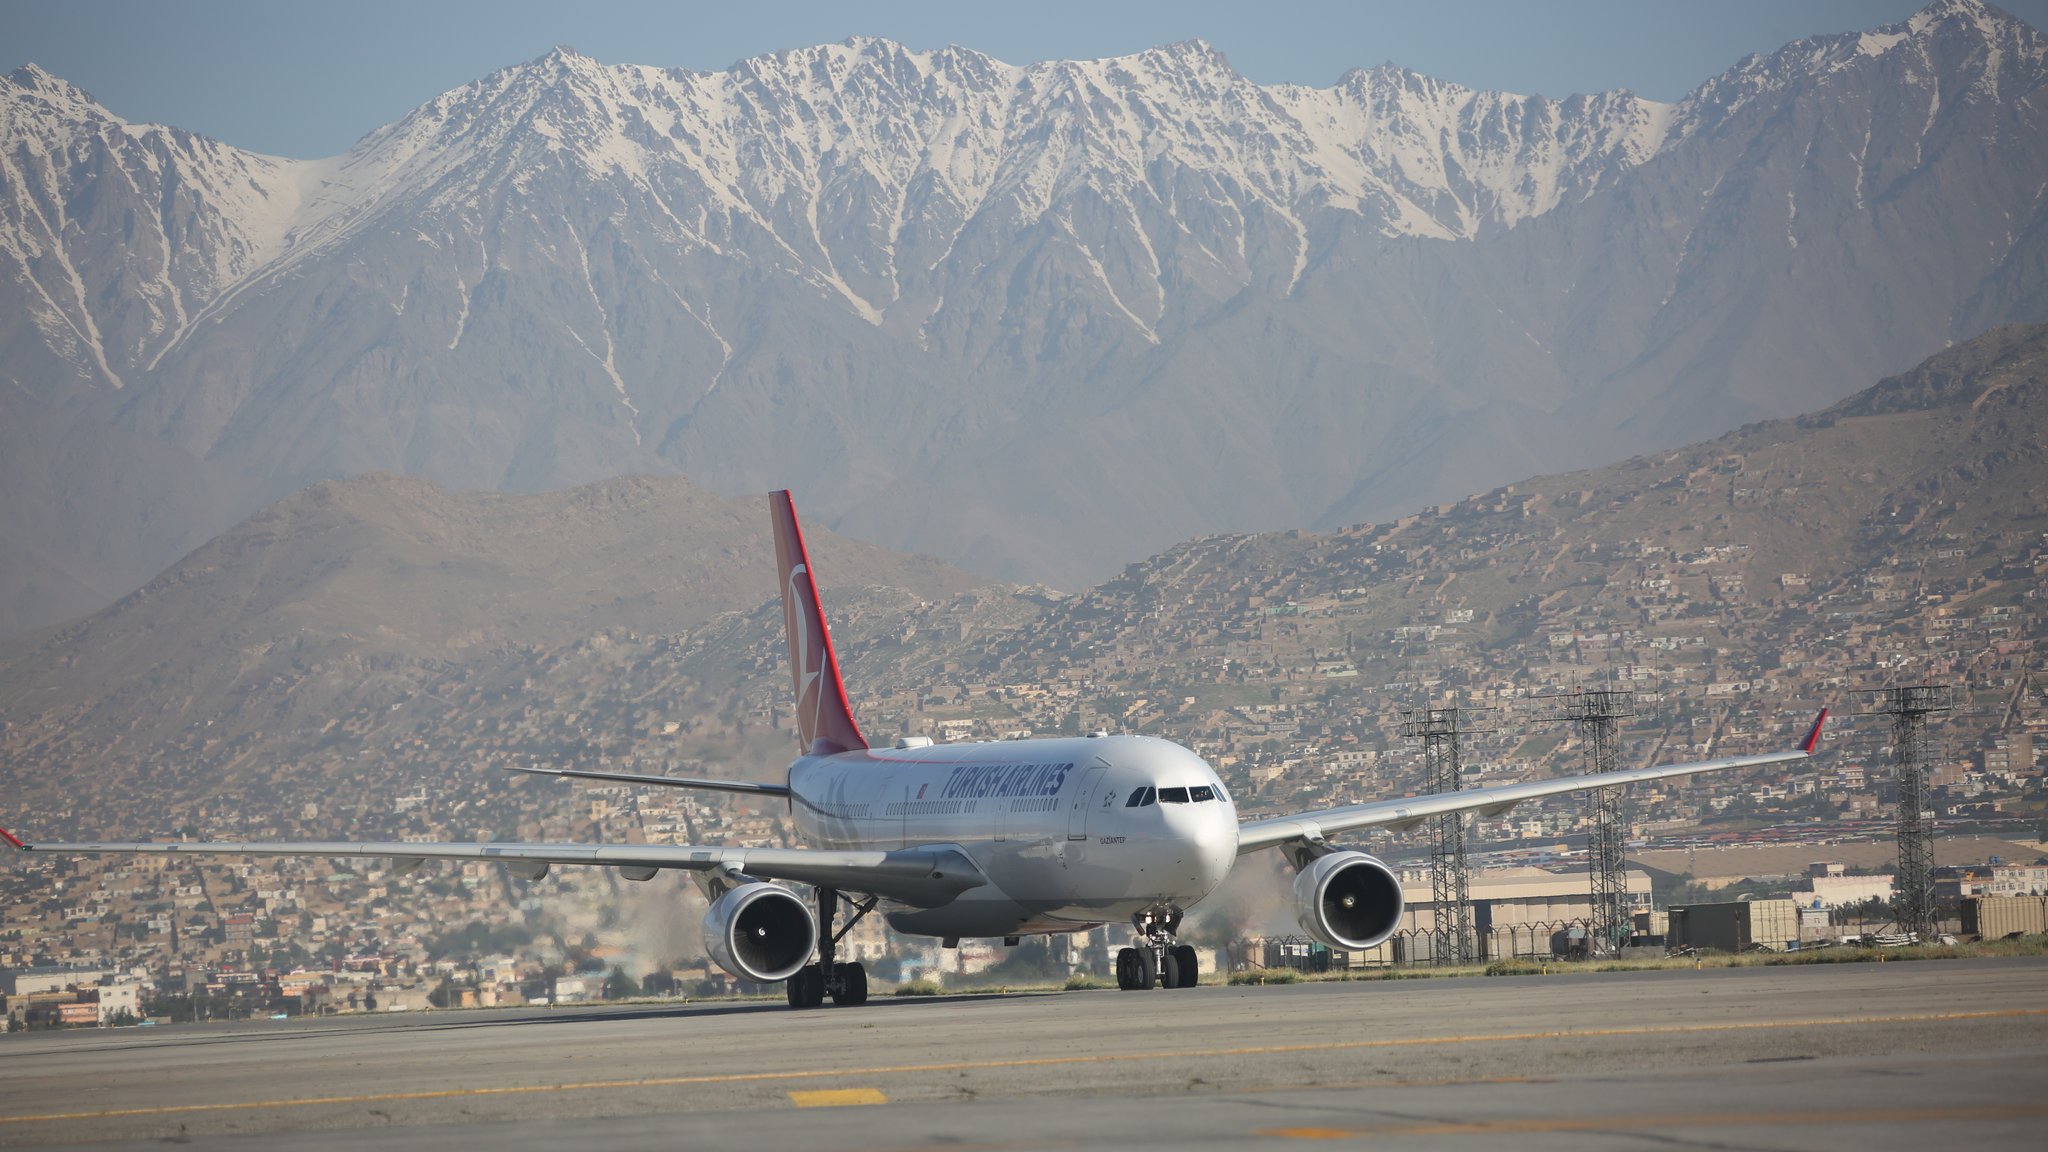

1293,851,1404,950
703,882,816,983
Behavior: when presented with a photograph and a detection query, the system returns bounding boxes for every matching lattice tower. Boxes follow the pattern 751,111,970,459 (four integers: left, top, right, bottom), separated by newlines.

1564,689,1636,956
1401,705,1472,965
1878,684,1951,941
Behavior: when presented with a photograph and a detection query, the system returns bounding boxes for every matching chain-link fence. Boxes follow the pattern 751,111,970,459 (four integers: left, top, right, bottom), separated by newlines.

1230,919,1608,972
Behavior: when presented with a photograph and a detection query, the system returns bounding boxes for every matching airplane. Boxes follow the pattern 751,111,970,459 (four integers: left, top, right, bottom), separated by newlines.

2,491,1829,1007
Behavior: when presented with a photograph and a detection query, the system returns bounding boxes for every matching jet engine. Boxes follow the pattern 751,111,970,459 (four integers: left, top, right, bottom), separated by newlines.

703,882,816,983
1293,851,1405,950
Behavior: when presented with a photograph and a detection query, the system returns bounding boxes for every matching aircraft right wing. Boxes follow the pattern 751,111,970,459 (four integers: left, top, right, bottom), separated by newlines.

0,828,982,908
1236,708,1828,856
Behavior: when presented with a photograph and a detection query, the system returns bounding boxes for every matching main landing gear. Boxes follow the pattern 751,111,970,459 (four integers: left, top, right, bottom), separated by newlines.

786,887,876,1009
1115,910,1199,990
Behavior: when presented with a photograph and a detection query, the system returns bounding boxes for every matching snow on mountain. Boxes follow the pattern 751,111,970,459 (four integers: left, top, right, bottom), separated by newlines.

0,65,310,389
0,31,1684,388
1673,0,2047,139
1,0,2045,638
13,1,2040,393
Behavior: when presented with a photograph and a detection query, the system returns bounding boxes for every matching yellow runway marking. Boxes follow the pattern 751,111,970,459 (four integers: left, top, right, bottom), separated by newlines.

789,1088,889,1107
1257,1102,2048,1139
2,1005,2043,1128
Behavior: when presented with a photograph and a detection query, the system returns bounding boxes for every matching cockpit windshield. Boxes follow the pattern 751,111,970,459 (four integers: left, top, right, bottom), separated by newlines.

1128,784,1221,806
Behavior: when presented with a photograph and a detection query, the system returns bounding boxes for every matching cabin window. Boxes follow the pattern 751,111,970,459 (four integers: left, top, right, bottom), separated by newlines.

1158,787,1190,803
1190,785,1215,802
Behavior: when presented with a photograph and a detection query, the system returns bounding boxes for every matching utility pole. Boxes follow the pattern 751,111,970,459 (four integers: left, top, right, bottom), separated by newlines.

1400,704,1472,965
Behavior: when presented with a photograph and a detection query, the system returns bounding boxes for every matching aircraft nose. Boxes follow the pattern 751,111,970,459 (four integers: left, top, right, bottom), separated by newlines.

1192,804,1238,893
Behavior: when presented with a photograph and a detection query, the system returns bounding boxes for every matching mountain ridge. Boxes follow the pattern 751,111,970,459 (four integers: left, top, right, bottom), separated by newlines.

3,0,2045,636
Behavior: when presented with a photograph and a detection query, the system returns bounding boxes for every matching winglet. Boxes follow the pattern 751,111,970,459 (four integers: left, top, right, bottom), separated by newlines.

769,490,868,756
0,825,27,850
1800,707,1829,755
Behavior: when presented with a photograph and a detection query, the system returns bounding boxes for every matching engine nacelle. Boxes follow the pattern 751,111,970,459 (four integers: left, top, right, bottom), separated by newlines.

703,882,816,983
1293,851,1405,950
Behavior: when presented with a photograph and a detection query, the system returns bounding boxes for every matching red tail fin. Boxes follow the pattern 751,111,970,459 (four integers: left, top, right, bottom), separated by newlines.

769,491,868,755
1800,707,1829,754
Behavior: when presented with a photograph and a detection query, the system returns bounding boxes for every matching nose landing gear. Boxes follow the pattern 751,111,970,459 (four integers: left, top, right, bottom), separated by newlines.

1115,910,1199,990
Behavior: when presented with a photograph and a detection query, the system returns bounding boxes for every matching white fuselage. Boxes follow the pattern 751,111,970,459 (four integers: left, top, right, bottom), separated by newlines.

786,734,1239,939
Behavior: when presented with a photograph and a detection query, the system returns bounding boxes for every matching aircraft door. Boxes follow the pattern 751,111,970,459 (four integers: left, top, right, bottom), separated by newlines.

1066,765,1108,841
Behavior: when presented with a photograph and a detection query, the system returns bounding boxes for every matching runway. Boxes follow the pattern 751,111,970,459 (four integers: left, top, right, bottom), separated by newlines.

3,958,2045,1149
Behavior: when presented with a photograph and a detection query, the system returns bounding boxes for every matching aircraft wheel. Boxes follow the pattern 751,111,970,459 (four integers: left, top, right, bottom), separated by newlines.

787,963,826,1009
1135,945,1157,990
1158,950,1180,990
1115,947,1138,990
831,962,868,1006
1171,944,1199,988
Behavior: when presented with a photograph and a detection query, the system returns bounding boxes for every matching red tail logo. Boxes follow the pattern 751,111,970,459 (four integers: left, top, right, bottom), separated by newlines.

1800,707,1829,754
770,491,867,755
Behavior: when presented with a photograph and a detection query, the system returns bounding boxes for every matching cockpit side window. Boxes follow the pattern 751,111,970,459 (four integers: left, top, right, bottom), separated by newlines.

1158,786,1190,803
1190,785,1215,802
1126,787,1147,807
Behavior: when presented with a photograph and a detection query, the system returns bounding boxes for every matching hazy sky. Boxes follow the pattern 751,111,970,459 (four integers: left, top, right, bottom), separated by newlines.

6,0,2044,158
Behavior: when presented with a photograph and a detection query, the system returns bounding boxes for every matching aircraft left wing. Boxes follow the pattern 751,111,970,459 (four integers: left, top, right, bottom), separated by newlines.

0,828,982,909
1236,708,1827,856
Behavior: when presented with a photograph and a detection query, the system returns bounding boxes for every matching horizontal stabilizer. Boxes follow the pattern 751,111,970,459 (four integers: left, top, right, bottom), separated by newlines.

504,764,791,796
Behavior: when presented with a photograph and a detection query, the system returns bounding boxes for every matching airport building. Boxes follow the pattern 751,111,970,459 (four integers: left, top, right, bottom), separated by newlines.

1,967,142,1028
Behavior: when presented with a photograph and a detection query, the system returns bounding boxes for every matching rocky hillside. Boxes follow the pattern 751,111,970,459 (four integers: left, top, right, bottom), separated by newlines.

966,322,2048,686
0,475,974,780
3,325,2042,840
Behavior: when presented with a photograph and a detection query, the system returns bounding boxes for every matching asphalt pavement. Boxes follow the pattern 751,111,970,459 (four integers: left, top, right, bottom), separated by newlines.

2,957,2044,1149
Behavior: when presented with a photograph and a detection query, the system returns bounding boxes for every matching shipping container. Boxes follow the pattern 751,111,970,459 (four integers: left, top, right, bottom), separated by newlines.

1666,899,1801,952
1962,896,2048,938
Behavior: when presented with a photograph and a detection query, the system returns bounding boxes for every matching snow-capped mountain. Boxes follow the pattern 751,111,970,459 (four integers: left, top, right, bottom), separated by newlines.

2,0,2045,636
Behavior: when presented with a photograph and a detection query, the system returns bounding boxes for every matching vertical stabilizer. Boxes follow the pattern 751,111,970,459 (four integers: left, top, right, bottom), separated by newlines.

769,490,868,755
